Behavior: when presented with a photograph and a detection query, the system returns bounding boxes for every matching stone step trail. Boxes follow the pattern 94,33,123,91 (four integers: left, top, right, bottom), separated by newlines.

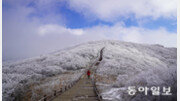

52,75,99,101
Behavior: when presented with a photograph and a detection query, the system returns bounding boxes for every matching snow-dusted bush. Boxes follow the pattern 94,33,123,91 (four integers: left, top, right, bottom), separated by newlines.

2,41,104,100
29,69,84,100
3,40,176,101
95,40,176,101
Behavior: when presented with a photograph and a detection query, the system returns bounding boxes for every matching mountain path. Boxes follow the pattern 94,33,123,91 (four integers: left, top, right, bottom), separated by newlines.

52,74,98,101
52,47,105,101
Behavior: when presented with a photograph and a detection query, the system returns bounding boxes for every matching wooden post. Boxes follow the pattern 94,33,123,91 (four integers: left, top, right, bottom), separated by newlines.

54,90,56,96
66,86,68,90
60,88,62,92
44,95,47,101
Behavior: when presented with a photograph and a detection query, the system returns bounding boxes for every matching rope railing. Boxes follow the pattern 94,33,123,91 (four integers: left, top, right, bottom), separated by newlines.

38,73,84,101
91,63,104,100
92,77,103,101
90,47,105,101
38,48,105,101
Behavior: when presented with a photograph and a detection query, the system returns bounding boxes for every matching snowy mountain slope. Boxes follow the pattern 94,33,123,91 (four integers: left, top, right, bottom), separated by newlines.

2,40,176,101
2,42,103,100
95,41,176,101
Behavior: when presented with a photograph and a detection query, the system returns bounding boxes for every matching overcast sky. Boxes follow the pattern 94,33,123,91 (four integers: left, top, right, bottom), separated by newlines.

3,0,177,61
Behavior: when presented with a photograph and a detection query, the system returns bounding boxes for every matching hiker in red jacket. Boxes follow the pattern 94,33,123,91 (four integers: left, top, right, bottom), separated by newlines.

87,70,91,79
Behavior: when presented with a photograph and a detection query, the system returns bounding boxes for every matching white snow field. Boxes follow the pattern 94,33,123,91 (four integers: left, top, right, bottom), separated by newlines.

2,40,176,101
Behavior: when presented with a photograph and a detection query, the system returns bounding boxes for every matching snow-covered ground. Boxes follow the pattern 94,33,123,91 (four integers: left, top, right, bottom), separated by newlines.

2,40,176,101
95,41,176,101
